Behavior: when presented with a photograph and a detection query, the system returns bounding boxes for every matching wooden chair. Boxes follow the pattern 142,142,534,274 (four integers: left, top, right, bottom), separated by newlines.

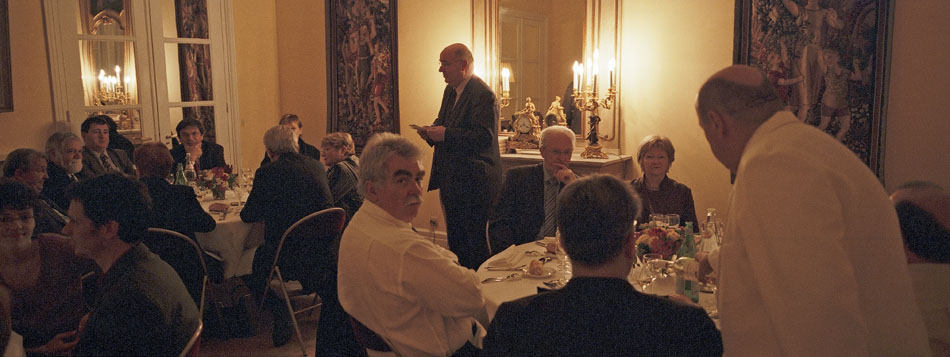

258,207,346,356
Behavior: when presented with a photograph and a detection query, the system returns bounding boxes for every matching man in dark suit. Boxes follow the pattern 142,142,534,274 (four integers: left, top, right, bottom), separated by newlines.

260,114,321,167
170,119,228,171
240,125,335,347
79,115,135,177
488,126,576,253
482,175,722,355
42,132,86,210
415,43,502,269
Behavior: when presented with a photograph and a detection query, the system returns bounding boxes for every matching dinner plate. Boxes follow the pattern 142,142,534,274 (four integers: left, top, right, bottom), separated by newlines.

524,267,556,279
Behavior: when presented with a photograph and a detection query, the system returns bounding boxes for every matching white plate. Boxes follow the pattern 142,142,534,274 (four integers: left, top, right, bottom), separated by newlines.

524,267,556,279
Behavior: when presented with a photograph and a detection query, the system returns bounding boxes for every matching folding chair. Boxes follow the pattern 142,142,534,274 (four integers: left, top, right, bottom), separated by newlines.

258,207,346,356
179,320,203,357
348,316,396,356
144,228,222,330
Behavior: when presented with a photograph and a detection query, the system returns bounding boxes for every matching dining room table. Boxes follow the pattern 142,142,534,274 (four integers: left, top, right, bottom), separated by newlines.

476,237,718,325
194,191,262,279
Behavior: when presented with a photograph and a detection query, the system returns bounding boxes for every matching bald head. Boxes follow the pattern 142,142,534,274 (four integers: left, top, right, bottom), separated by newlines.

696,65,783,126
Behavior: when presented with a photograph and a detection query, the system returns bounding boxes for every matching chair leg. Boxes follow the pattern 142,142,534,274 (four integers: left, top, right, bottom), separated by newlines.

308,294,322,318
276,268,308,356
257,268,277,315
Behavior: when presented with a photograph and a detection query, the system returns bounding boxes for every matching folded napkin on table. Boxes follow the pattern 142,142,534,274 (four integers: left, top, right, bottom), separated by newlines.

486,245,522,268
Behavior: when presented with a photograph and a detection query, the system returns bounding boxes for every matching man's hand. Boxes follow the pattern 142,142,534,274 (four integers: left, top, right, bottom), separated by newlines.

694,250,715,284
550,163,576,185
425,126,447,142
413,125,431,141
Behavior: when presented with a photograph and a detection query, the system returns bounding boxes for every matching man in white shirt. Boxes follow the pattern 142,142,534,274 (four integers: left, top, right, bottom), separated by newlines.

694,65,929,355
891,181,950,355
338,133,486,356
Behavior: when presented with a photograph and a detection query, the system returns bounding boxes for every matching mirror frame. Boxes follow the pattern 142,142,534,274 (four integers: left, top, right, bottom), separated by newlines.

474,0,621,151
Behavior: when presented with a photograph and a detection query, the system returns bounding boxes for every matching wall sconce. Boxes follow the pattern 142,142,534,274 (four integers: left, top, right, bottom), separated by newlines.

499,62,513,108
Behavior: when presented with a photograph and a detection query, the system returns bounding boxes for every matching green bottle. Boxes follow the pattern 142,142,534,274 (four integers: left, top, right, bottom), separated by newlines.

675,222,699,302
174,163,187,186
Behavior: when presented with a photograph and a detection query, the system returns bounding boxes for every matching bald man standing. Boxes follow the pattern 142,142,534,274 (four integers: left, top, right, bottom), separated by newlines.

415,43,502,269
695,65,928,355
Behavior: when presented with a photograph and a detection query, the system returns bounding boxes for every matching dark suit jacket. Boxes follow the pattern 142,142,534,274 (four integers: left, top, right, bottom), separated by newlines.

80,147,135,177
260,137,321,167
42,163,81,211
482,277,723,356
141,177,216,241
33,196,67,235
171,140,228,171
241,152,333,246
426,76,502,195
108,132,136,161
631,175,699,231
488,163,545,253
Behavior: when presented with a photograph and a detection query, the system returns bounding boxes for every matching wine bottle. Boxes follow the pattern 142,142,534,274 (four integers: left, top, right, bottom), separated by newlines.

184,153,197,183
174,163,187,186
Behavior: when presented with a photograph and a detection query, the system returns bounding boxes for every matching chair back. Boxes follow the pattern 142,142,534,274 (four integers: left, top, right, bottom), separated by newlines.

144,228,209,316
270,207,346,283
179,320,203,357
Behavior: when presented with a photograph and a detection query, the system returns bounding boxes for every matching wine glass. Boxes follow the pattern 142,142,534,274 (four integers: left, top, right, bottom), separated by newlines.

666,214,680,227
649,213,667,227
643,253,668,278
630,263,656,292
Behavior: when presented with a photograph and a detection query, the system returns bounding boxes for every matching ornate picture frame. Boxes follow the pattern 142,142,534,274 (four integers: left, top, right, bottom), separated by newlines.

326,0,399,153
0,0,13,112
734,0,892,176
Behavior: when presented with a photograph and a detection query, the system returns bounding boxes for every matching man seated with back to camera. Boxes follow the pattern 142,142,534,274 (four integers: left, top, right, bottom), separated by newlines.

488,126,577,253
482,174,722,356
338,133,487,356
171,118,228,171
890,181,950,355
64,173,199,356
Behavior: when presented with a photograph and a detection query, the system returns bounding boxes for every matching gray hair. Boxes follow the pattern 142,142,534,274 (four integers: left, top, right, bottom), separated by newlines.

696,68,782,125
539,126,575,151
263,125,299,155
446,43,475,73
2,149,46,178
45,132,81,159
558,174,642,266
358,133,421,195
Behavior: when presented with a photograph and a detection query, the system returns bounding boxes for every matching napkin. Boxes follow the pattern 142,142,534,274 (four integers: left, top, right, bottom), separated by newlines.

486,245,521,268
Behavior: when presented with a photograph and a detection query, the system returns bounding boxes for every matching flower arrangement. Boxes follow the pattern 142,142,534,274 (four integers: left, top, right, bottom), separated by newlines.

635,226,684,260
197,166,236,199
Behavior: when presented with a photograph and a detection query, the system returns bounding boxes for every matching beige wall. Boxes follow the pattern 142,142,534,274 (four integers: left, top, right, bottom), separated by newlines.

276,0,328,147
233,1,281,169
0,0,55,157
619,1,735,217
884,0,950,192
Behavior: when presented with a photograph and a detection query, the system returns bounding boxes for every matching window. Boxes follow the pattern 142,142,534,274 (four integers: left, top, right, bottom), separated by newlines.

45,0,241,164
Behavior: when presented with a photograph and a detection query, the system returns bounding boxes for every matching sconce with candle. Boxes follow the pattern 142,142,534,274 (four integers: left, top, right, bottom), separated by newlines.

571,49,617,159
499,63,513,108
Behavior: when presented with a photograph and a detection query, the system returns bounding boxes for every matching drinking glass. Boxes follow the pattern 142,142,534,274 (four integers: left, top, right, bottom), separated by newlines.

666,214,680,227
630,264,656,292
649,213,667,227
643,253,668,278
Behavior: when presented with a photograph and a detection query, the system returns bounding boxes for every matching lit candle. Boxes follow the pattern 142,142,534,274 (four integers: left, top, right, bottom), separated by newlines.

501,67,510,93
572,62,580,89
608,58,616,88
593,49,600,93
586,56,592,89
579,62,585,91
98,69,106,91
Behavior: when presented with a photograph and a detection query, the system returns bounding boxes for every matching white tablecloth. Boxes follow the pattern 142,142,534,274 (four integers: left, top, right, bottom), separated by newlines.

196,197,258,278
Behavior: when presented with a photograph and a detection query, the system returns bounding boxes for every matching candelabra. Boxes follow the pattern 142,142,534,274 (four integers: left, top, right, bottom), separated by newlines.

573,83,616,159
94,84,131,106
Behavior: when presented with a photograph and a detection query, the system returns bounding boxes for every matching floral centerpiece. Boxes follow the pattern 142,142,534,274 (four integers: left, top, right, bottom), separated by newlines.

635,226,684,261
197,166,236,200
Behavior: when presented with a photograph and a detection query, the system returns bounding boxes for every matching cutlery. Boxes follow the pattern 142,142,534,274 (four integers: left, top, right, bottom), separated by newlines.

543,279,564,288
524,250,544,257
485,265,526,271
481,273,522,283
538,256,553,264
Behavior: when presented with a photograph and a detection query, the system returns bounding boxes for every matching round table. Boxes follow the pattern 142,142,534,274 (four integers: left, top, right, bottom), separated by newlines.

195,192,259,278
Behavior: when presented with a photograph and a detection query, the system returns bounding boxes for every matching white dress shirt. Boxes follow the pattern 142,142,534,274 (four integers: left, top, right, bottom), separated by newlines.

717,111,929,356
338,200,486,356
908,263,950,354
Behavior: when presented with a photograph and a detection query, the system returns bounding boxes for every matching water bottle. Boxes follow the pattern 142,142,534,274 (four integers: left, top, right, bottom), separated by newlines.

184,153,197,183
675,222,699,302
174,163,187,186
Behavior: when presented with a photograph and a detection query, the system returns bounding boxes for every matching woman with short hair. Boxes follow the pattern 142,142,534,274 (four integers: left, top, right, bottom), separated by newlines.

321,132,363,224
630,135,698,229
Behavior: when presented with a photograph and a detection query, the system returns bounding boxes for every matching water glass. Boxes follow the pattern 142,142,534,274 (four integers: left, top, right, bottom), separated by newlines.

649,213,668,226
666,214,680,227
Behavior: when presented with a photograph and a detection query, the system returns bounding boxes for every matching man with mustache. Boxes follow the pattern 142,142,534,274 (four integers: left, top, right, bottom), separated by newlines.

339,133,486,356
42,132,86,210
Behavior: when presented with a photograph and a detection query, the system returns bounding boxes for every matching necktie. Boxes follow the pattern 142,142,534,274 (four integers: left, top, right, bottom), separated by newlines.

100,153,115,172
539,177,559,238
